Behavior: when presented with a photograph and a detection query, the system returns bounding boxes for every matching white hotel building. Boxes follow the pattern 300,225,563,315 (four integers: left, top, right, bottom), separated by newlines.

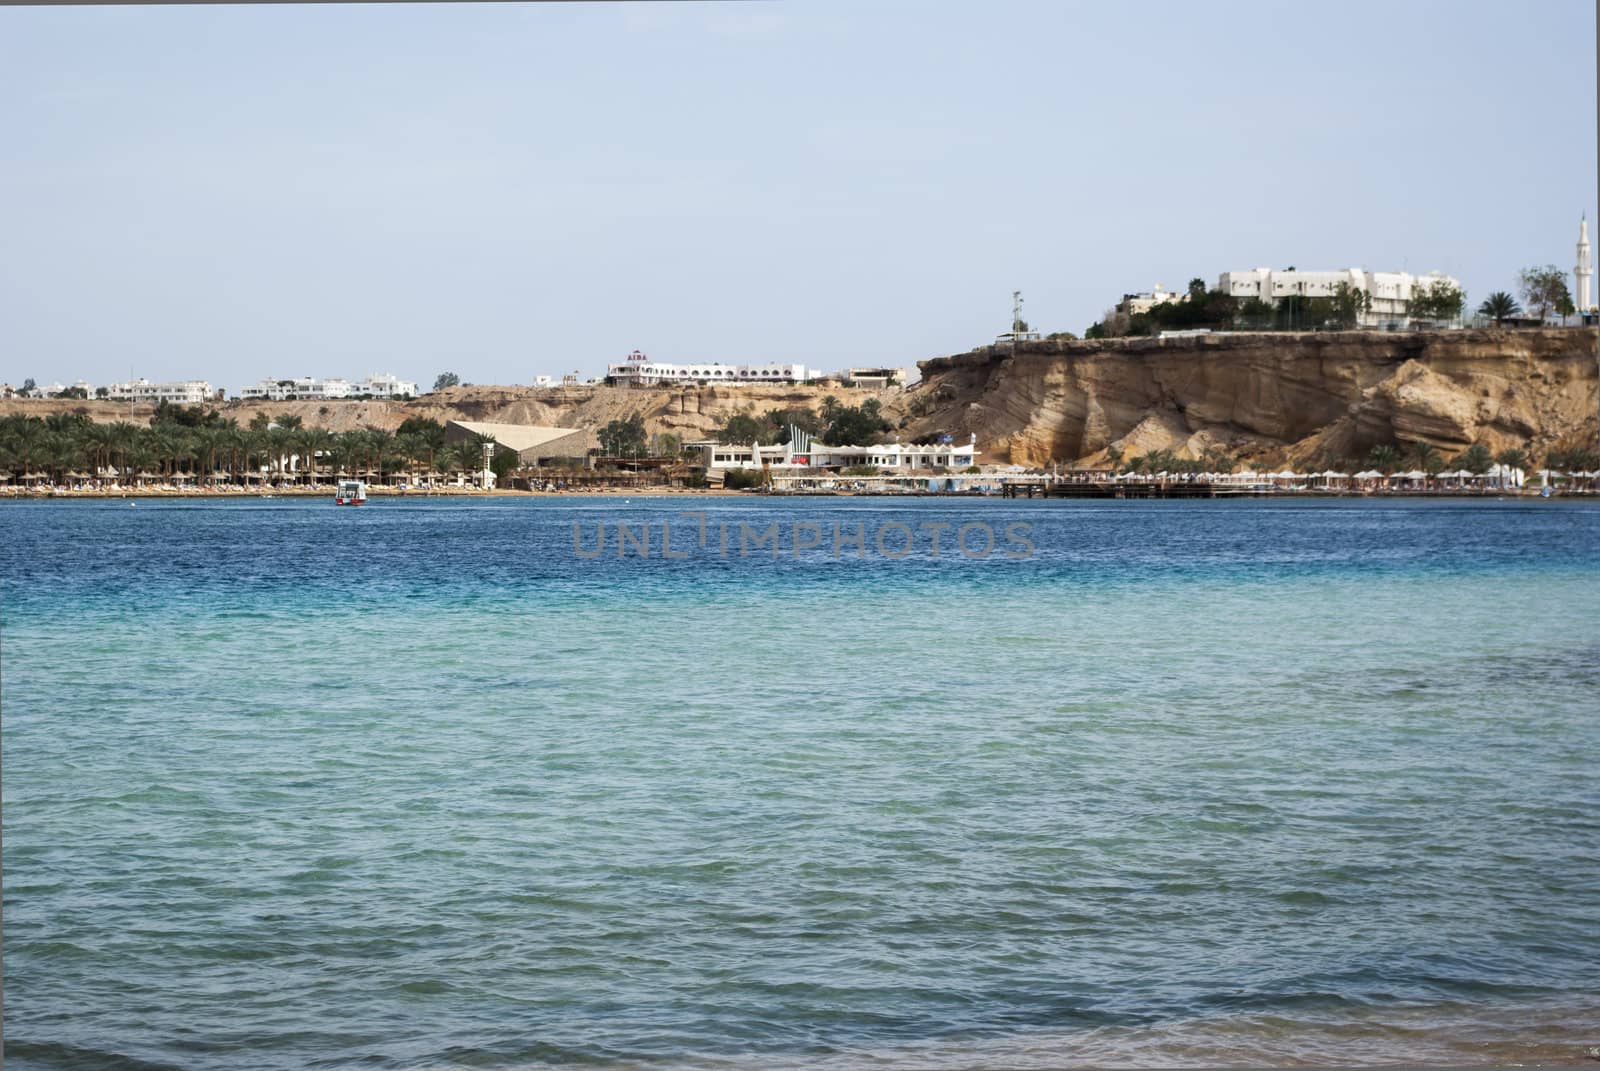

607,351,817,387
237,373,418,401
1217,268,1462,326
102,378,221,404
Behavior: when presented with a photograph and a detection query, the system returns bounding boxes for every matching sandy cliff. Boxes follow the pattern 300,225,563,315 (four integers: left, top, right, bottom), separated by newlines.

889,328,1600,467
0,383,893,440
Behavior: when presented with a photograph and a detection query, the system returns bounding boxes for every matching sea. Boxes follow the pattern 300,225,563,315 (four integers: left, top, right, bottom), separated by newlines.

2,496,1597,1069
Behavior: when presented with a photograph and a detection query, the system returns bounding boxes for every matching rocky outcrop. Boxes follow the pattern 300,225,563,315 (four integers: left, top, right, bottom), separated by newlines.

889,328,1599,467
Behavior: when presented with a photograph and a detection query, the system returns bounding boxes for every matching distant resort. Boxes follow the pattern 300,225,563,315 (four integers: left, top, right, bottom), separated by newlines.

3,217,1596,500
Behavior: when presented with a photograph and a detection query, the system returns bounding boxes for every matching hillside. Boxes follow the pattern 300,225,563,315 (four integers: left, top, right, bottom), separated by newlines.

6,328,1596,469
891,328,1600,468
0,383,895,440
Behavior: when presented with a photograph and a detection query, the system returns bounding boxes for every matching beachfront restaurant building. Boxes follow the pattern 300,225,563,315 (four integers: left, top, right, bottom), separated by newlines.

689,432,979,473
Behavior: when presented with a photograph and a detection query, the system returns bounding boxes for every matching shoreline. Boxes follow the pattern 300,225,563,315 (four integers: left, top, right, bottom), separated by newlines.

0,486,1581,502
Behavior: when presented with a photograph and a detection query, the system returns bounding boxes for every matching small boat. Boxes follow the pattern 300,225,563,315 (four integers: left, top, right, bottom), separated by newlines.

336,479,368,506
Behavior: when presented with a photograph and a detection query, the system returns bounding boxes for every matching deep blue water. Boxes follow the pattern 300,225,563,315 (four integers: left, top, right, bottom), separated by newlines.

3,497,1598,1068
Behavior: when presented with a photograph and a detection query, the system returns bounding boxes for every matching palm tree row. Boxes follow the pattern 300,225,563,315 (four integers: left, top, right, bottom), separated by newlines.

0,412,495,487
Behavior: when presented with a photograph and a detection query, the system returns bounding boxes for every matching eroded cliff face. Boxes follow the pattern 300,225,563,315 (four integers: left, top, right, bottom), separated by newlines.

889,329,1600,467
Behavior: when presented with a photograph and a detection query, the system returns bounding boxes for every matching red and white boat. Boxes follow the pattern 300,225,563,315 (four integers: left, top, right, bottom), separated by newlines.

335,478,367,506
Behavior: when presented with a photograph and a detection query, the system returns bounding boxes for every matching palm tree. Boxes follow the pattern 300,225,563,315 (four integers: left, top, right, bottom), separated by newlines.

1367,443,1401,474
107,422,140,484
1478,292,1521,325
298,427,336,487
1408,441,1443,484
82,422,116,482
196,427,232,485
1494,447,1528,483
265,426,296,485
1456,443,1492,475
394,433,427,486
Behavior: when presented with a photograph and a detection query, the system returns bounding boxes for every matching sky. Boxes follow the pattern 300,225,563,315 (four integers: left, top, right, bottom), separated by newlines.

1,0,1595,391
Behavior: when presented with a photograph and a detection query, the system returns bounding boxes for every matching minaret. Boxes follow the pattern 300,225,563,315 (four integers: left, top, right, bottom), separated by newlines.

1576,214,1593,312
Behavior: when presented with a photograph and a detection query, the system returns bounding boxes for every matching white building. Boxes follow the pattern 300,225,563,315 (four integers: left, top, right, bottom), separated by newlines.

1218,267,1462,326
607,350,816,387
103,378,219,404
1117,285,1186,316
238,373,417,401
689,431,978,472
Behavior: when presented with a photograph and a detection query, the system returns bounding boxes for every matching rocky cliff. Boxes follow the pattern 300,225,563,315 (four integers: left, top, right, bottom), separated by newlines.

890,328,1600,467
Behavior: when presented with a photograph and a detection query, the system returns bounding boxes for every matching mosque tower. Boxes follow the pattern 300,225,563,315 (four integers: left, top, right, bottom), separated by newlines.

1576,214,1594,312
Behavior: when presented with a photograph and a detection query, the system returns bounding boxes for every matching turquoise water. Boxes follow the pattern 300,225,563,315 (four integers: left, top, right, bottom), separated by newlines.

3,497,1598,1068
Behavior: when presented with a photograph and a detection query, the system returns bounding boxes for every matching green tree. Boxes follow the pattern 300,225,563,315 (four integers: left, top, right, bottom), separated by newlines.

298,427,336,486
715,412,774,445
1494,447,1528,473
822,398,892,445
762,405,822,438
1331,282,1373,328
1367,444,1401,474
599,411,648,456
1518,265,1571,321
395,418,447,476
396,416,446,439
1408,440,1444,476
1456,443,1493,475
1408,281,1465,324
432,372,461,392
1478,291,1521,324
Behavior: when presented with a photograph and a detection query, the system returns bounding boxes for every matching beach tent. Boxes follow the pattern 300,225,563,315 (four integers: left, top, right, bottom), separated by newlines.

1353,469,1383,479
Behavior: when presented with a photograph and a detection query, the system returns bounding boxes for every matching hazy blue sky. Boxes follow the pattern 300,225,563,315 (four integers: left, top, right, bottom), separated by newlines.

2,0,1595,390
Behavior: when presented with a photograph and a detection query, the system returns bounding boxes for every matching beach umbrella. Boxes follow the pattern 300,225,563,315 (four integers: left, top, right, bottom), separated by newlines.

1353,470,1383,478
1401,469,1426,479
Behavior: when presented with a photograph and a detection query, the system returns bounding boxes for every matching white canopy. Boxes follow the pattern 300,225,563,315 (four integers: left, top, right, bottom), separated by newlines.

1353,469,1384,478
